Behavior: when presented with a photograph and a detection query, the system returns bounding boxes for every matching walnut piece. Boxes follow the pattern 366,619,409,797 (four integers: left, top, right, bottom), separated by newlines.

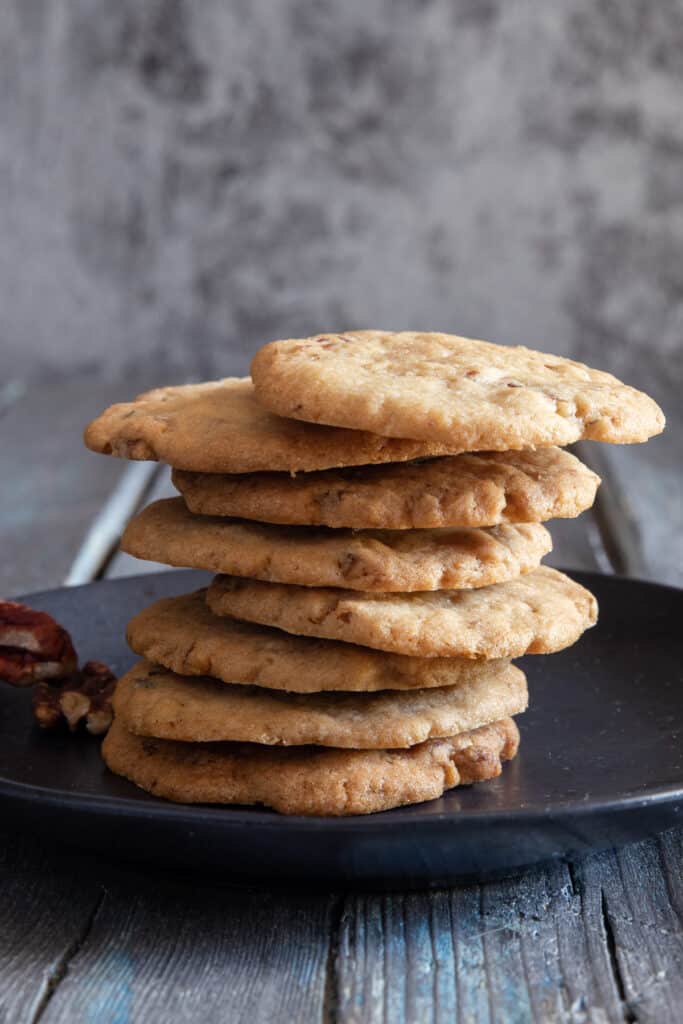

32,661,117,736
1,600,117,736
0,600,78,686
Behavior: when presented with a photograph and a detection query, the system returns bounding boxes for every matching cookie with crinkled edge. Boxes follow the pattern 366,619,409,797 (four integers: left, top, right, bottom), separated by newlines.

251,331,664,449
173,447,600,529
121,498,551,592
102,717,520,815
113,659,527,748
127,591,511,693
84,377,461,474
207,566,598,659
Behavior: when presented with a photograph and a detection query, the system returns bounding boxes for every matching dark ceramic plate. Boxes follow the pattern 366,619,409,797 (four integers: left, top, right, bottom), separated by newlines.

1,570,681,888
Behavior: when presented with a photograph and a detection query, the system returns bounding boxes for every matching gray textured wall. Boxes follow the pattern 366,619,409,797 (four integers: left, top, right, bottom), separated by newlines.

1,0,682,412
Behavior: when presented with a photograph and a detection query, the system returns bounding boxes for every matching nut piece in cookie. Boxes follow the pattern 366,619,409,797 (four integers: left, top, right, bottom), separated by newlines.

0,600,77,686
33,660,117,735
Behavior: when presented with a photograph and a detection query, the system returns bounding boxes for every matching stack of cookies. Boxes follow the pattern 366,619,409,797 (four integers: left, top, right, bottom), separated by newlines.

85,331,664,816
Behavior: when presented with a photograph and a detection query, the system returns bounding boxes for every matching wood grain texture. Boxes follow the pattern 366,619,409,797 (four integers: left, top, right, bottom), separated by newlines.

36,871,336,1024
105,466,178,579
0,832,105,1024
334,839,683,1023
579,439,683,588
0,830,337,1024
0,377,158,597
1,826,681,1024
595,832,683,1023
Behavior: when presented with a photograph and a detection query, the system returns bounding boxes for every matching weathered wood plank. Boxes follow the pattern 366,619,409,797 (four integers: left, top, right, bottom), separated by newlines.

37,871,337,1024
588,837,683,1022
0,827,337,1024
577,408,682,589
0,832,104,1024
0,377,159,597
65,462,159,585
658,828,683,919
105,466,177,579
2,827,680,1024
334,838,683,1024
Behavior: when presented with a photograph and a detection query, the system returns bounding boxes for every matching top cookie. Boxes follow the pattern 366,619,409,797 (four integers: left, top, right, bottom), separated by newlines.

251,331,665,449
173,447,599,530
84,377,459,474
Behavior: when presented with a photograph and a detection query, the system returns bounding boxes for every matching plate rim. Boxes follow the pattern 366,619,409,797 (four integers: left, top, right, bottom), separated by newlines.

1,773,683,832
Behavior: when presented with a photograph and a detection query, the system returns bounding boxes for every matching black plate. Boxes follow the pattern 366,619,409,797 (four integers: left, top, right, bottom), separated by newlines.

1,570,682,888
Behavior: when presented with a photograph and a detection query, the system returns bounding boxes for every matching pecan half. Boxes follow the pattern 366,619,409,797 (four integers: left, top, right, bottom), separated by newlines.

0,600,78,687
32,661,117,736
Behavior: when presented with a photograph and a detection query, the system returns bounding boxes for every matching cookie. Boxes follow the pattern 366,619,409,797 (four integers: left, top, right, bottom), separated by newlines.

173,447,599,529
207,566,598,658
127,591,511,693
113,659,527,748
84,377,460,474
102,717,520,815
121,499,551,592
251,331,664,448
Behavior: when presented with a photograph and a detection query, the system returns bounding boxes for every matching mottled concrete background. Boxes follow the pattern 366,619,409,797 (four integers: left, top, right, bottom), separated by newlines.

2,0,682,403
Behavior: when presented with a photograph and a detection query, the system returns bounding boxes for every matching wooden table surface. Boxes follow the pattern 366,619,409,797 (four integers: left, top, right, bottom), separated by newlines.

1,377,681,1024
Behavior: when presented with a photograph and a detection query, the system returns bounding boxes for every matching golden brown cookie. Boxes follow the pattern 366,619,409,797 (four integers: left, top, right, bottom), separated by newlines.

121,498,551,592
251,331,664,448
102,717,520,815
127,591,511,693
113,659,527,748
207,566,598,659
173,447,600,529
84,377,460,473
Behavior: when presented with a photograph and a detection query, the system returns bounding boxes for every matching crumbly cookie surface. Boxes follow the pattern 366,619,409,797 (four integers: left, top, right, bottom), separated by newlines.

102,717,519,815
84,377,459,473
174,447,599,529
113,659,527,748
122,498,551,592
127,591,511,692
207,566,598,658
251,331,664,449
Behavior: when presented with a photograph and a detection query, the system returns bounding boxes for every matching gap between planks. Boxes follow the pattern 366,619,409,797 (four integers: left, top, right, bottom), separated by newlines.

29,890,107,1024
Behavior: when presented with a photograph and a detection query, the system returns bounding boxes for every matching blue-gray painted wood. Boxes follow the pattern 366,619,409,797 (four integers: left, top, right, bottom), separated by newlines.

2,828,679,1023
335,840,683,1023
0,833,104,1024
36,868,337,1024
0,378,159,597
0,830,338,1024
